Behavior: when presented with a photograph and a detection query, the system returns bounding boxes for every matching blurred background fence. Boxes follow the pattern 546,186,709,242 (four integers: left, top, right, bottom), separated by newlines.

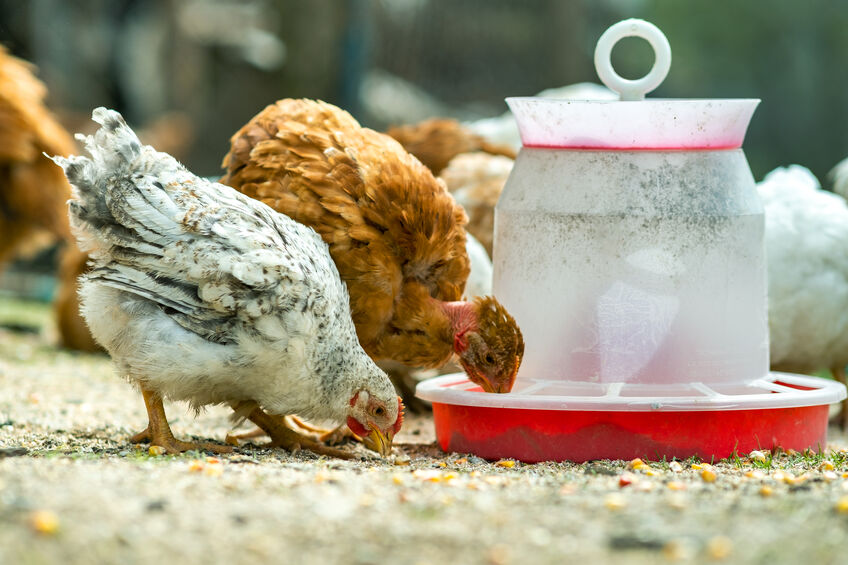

0,0,845,181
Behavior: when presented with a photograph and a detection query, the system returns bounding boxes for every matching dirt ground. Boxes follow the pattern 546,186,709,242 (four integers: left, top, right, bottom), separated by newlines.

3,297,848,565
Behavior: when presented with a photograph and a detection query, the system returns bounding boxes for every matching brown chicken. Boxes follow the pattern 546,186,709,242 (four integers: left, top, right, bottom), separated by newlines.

0,46,75,264
0,47,99,351
221,99,524,394
385,118,515,176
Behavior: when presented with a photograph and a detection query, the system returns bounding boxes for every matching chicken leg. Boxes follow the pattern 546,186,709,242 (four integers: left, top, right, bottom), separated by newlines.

245,407,356,460
130,387,232,454
229,416,358,446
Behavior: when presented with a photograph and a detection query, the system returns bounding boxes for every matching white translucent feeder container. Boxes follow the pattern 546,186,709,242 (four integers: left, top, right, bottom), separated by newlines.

418,19,846,462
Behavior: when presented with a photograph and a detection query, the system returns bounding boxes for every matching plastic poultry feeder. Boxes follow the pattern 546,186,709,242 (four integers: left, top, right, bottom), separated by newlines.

416,19,847,463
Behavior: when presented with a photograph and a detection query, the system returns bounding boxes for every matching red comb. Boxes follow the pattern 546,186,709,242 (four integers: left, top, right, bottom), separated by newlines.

393,396,405,434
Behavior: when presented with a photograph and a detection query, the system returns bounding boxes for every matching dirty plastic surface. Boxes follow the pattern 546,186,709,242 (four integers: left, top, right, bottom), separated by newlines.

494,149,768,386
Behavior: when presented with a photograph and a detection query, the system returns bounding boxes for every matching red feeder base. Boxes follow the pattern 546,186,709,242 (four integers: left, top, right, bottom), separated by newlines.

432,403,830,463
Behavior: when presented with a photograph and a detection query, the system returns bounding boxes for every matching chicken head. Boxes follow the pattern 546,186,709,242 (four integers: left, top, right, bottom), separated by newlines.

446,296,524,393
346,392,404,456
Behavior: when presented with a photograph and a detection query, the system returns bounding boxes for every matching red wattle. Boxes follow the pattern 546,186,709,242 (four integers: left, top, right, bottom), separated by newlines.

347,416,369,438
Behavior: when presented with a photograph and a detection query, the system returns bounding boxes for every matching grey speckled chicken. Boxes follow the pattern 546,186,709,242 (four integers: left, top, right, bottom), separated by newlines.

50,108,402,458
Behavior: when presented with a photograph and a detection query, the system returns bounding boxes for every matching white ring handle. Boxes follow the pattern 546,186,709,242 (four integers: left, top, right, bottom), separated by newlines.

594,19,671,101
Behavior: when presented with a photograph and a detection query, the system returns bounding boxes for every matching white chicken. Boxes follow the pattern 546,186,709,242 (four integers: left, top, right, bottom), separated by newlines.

830,156,848,201
51,108,402,457
758,166,848,425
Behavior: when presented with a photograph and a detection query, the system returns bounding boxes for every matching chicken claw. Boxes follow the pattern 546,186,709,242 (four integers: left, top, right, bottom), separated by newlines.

246,407,356,460
130,388,232,455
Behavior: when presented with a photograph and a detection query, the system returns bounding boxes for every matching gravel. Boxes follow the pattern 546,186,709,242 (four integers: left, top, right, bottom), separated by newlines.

3,299,848,564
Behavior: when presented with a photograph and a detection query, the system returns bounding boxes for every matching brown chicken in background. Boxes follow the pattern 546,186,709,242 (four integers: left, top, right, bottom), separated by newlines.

385,118,515,176
0,46,75,264
221,99,524,399
0,46,98,351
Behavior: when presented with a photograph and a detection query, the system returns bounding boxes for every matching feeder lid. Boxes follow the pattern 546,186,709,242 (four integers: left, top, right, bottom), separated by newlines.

508,19,759,150
417,372,846,412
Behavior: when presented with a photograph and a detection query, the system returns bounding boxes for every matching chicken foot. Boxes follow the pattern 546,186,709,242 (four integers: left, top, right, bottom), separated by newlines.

228,416,358,446
129,387,232,454
245,407,356,460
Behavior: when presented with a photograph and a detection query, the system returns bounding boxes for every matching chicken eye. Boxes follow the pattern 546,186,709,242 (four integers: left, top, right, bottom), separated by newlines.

484,353,495,365
374,406,385,417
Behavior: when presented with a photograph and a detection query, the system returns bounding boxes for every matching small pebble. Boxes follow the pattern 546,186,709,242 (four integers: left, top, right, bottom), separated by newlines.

393,454,411,466
668,461,683,473
748,450,767,463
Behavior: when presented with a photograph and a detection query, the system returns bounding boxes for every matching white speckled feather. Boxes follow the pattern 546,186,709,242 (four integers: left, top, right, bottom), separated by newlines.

51,108,395,421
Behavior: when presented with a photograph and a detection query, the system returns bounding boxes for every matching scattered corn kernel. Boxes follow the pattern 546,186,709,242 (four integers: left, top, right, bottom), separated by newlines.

454,458,468,465
205,457,221,465
412,469,443,482
470,470,481,478
224,434,240,446
821,461,835,472
706,535,733,560
393,454,411,466
669,461,683,473
495,459,516,468
29,510,59,535
667,481,686,491
784,474,807,486
604,493,626,510
644,469,659,477
744,470,764,479
148,445,167,456
772,470,788,482
836,496,848,514
759,485,774,497
785,449,798,457
392,474,404,485
203,464,223,477
748,450,767,463
691,463,704,470
627,458,644,469
188,460,205,472
700,468,717,483
437,461,447,468
841,472,848,479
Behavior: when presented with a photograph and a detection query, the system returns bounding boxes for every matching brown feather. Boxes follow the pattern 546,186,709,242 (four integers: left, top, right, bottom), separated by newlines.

221,99,472,368
386,118,516,176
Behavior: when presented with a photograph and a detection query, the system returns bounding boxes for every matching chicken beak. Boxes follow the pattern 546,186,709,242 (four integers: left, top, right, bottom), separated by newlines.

362,426,394,457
